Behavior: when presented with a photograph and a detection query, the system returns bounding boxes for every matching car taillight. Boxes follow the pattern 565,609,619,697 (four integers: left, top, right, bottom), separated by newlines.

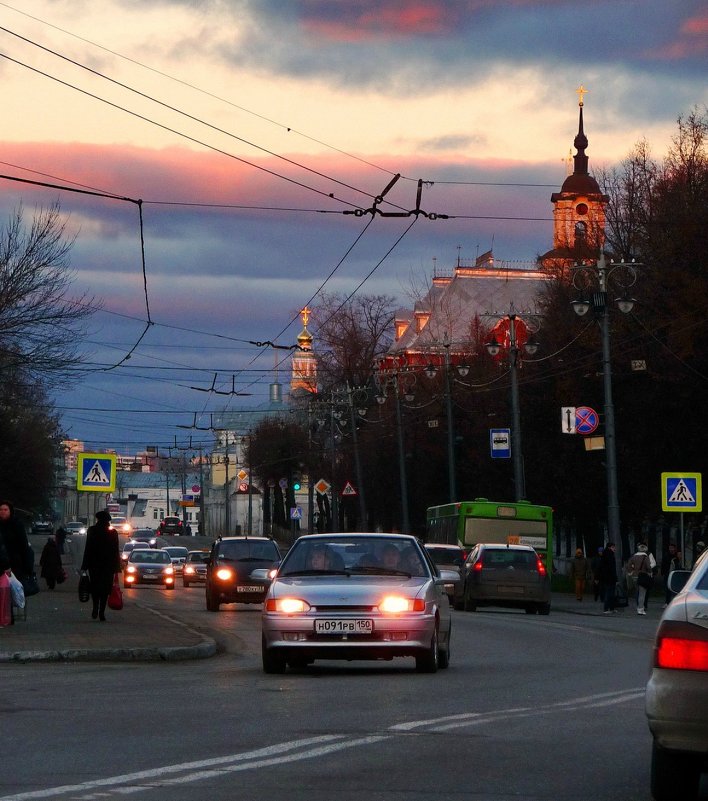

654,621,708,671
472,561,483,572
536,559,547,577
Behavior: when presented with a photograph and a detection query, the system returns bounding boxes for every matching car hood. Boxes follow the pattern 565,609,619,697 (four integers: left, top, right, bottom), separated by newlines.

271,576,428,604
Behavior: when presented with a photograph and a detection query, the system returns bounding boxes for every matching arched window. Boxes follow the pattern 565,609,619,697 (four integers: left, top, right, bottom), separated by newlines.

574,221,587,246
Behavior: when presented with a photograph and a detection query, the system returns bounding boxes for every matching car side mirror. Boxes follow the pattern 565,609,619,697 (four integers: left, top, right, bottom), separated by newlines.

438,569,461,583
667,569,691,594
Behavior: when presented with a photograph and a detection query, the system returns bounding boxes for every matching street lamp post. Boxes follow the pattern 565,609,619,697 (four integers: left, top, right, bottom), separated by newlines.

485,309,538,502
571,252,640,548
424,336,471,503
376,372,413,535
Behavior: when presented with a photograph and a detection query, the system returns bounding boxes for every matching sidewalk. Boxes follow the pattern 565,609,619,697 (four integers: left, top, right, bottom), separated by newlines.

1,550,216,663
551,590,664,617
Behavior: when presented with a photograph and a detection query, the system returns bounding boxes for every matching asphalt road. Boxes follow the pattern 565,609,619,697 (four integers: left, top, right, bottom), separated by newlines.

2,586,706,801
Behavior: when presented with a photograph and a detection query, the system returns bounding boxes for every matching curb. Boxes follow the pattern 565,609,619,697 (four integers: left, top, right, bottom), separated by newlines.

0,639,217,664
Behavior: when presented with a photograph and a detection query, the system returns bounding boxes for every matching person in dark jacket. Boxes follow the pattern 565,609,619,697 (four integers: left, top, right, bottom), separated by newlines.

0,500,33,583
598,542,618,613
569,548,589,601
40,536,63,590
80,510,121,621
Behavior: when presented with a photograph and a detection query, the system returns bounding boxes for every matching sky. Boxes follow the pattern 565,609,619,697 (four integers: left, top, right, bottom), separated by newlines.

1,0,706,455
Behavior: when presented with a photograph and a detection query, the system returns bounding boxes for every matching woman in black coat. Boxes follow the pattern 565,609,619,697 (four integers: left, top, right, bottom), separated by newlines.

0,500,33,583
40,537,63,590
598,542,618,613
80,510,121,621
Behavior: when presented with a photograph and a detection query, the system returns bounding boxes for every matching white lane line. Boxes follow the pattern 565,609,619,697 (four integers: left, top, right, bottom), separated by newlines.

0,736,345,801
0,688,646,800
390,688,645,732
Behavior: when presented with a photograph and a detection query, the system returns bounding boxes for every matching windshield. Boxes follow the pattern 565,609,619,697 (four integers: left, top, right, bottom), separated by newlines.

217,540,280,562
426,547,462,566
130,551,170,564
188,552,209,563
165,548,188,557
279,536,429,577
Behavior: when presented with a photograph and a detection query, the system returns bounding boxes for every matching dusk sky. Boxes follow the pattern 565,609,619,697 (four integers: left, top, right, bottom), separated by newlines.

1,0,706,454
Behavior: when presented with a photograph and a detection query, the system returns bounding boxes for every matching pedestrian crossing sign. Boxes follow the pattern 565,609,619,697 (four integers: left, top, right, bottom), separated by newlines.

661,472,702,512
77,453,117,492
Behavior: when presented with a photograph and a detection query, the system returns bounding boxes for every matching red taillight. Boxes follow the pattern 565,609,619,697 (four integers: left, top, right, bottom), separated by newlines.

536,559,547,577
657,637,708,671
473,561,483,572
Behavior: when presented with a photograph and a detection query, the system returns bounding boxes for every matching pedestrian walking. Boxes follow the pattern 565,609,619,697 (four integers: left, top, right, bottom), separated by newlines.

598,542,618,613
626,542,656,615
660,542,682,607
80,510,121,622
569,548,589,601
0,501,33,587
55,526,67,555
39,537,63,590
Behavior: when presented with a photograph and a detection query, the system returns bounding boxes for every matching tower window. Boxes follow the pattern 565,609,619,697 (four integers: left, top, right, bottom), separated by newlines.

574,221,587,246
576,202,588,215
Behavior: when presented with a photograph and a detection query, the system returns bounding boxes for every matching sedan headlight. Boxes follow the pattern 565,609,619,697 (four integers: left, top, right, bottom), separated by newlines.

164,566,174,575
216,567,234,581
265,598,311,614
378,596,425,614
126,565,137,574
184,566,196,575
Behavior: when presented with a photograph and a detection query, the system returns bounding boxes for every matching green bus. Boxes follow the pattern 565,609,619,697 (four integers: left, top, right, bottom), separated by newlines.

425,498,554,572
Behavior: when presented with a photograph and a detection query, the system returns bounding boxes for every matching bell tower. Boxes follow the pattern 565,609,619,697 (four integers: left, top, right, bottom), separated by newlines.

290,306,317,396
541,86,609,273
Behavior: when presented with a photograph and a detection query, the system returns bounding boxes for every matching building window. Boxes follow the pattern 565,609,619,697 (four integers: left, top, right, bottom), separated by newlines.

574,221,587,246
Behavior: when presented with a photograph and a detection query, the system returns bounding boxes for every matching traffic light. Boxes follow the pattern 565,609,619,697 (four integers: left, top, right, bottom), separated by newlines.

292,472,302,491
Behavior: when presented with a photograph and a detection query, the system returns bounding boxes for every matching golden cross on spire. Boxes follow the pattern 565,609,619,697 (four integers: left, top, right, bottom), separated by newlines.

576,84,589,107
300,306,311,327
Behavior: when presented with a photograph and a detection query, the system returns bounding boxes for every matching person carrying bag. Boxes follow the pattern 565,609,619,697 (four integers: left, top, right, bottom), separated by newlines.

627,542,655,615
107,574,123,611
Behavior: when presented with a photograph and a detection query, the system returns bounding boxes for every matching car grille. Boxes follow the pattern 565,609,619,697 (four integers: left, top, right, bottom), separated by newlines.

312,605,377,613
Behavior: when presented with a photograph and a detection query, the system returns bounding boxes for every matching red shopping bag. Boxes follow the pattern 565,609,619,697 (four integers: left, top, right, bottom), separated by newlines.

107,575,123,611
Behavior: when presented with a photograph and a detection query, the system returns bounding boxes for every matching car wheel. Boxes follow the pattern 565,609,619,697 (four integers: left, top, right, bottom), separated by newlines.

415,625,439,673
206,586,220,612
183,580,190,588
262,638,287,674
438,621,451,669
651,741,701,801
453,595,465,611
537,602,551,615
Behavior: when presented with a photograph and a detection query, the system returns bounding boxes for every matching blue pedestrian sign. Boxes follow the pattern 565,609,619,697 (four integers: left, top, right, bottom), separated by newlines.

661,472,702,512
77,453,117,493
490,429,511,459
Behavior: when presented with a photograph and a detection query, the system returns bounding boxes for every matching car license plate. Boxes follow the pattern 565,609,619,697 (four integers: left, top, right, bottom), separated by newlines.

143,575,159,581
314,619,373,634
236,585,261,592
498,585,524,594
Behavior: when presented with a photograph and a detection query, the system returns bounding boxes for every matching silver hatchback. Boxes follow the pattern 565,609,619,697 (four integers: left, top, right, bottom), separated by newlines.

460,543,551,615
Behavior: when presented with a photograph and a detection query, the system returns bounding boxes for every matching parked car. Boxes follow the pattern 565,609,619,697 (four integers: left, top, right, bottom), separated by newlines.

424,543,466,608
261,533,455,674
206,536,281,611
124,549,175,589
131,529,158,547
162,546,189,576
158,516,185,535
183,551,209,587
645,551,708,801
460,543,551,615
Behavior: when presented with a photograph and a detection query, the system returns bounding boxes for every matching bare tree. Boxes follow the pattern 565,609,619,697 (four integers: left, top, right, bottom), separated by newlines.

0,203,97,386
309,293,397,391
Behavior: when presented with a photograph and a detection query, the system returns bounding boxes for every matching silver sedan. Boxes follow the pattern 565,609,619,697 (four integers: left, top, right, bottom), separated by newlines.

261,533,454,674
645,550,708,801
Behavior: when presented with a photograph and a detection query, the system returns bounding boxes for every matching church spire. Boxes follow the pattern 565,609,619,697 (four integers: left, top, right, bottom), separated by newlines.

572,85,590,177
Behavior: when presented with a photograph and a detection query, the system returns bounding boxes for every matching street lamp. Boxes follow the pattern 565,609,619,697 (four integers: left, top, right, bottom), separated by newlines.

375,370,415,535
485,306,539,502
571,251,640,548
423,335,471,502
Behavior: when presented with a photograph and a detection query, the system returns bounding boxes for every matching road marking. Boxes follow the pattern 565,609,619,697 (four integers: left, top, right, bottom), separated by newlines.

0,689,644,800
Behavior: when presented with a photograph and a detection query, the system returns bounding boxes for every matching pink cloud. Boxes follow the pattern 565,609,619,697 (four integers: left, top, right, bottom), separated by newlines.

647,13,708,60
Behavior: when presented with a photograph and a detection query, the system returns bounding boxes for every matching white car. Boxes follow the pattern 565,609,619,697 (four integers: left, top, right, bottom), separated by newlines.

645,550,708,800
64,521,87,536
261,533,454,674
